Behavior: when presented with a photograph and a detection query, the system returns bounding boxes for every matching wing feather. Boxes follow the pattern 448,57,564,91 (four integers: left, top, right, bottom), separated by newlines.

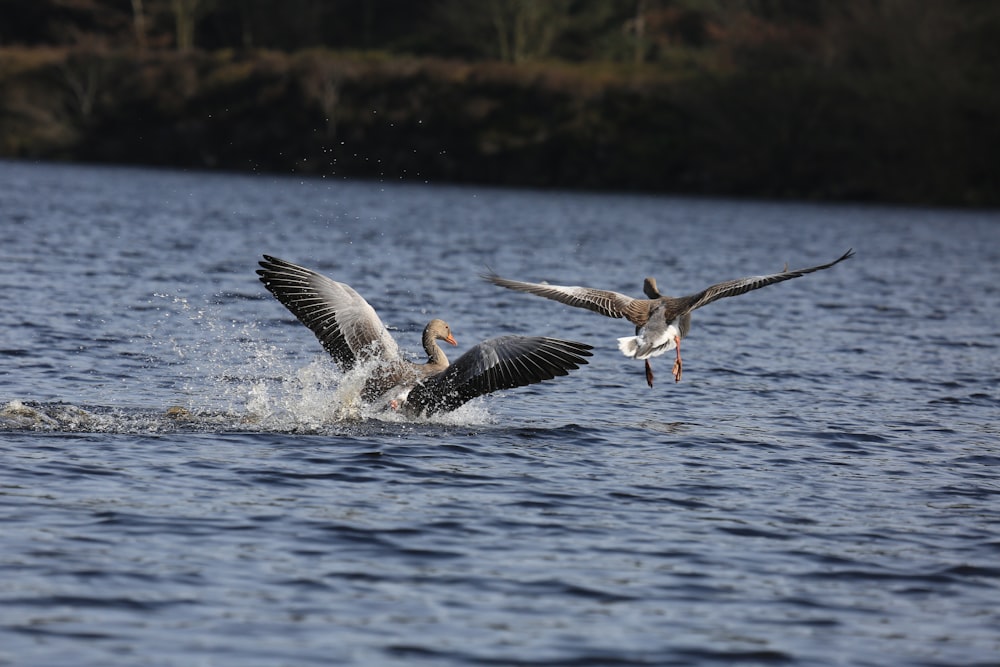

405,336,592,415
680,249,855,313
257,255,400,370
484,273,650,325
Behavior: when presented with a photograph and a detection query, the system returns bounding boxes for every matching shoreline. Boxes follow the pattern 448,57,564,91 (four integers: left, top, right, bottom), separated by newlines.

1,47,995,208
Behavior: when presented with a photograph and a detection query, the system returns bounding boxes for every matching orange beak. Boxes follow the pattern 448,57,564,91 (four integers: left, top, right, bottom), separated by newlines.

445,334,457,346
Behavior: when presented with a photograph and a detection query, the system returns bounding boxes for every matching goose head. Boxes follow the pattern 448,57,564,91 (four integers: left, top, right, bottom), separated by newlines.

643,277,661,299
424,319,457,347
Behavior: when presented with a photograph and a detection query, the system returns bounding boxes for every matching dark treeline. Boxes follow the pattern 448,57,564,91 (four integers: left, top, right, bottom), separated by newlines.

0,0,814,60
1,0,998,206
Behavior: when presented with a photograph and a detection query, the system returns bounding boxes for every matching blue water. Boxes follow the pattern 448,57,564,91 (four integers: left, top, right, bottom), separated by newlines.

1,159,999,666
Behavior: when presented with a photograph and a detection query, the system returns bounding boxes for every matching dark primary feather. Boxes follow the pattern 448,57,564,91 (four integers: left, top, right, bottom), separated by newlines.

257,255,396,370
680,248,855,313
405,336,593,415
257,255,350,364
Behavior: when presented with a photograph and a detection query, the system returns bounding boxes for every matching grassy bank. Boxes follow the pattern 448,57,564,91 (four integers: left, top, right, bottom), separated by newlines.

1,47,996,206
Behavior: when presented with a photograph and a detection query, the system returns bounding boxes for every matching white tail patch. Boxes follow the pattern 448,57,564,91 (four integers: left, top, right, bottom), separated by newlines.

618,325,680,360
617,336,641,358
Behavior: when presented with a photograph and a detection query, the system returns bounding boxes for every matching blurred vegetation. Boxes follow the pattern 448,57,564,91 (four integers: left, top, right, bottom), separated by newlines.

1,0,997,205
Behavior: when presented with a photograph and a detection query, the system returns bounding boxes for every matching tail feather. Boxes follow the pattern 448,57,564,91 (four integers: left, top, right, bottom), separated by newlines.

617,336,640,359
619,332,677,360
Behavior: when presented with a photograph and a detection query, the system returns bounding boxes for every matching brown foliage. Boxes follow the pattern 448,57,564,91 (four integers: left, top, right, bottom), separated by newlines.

0,41,997,205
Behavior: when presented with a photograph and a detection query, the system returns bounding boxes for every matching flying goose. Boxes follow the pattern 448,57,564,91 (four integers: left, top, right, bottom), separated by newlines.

257,255,592,416
484,249,853,387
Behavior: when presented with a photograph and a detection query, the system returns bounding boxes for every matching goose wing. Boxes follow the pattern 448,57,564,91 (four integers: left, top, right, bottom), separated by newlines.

257,255,400,369
484,273,651,326
677,249,855,314
405,336,593,415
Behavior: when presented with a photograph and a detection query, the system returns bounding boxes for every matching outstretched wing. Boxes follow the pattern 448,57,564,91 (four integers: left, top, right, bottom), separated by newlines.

678,249,855,313
257,255,400,369
484,273,650,326
405,336,593,415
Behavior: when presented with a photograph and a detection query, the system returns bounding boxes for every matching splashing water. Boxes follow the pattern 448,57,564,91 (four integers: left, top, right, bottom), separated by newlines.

2,293,496,434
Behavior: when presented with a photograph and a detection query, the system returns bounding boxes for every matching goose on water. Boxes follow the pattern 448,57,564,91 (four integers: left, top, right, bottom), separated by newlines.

484,249,854,387
257,255,592,416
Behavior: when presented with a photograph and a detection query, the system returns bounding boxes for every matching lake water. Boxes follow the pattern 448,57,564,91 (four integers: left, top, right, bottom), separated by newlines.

1,159,998,666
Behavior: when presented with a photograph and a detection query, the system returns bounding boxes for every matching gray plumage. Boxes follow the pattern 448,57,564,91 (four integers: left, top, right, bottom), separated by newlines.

257,255,592,414
484,249,854,386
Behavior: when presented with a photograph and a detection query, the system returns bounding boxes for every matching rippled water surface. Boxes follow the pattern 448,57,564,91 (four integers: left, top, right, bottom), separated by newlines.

2,160,999,666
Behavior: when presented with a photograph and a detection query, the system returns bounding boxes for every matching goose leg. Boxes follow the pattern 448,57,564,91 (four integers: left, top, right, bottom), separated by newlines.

672,336,683,383
645,359,655,388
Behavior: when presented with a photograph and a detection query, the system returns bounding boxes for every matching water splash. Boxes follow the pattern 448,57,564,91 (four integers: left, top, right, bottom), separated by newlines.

233,354,496,431
4,294,496,433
